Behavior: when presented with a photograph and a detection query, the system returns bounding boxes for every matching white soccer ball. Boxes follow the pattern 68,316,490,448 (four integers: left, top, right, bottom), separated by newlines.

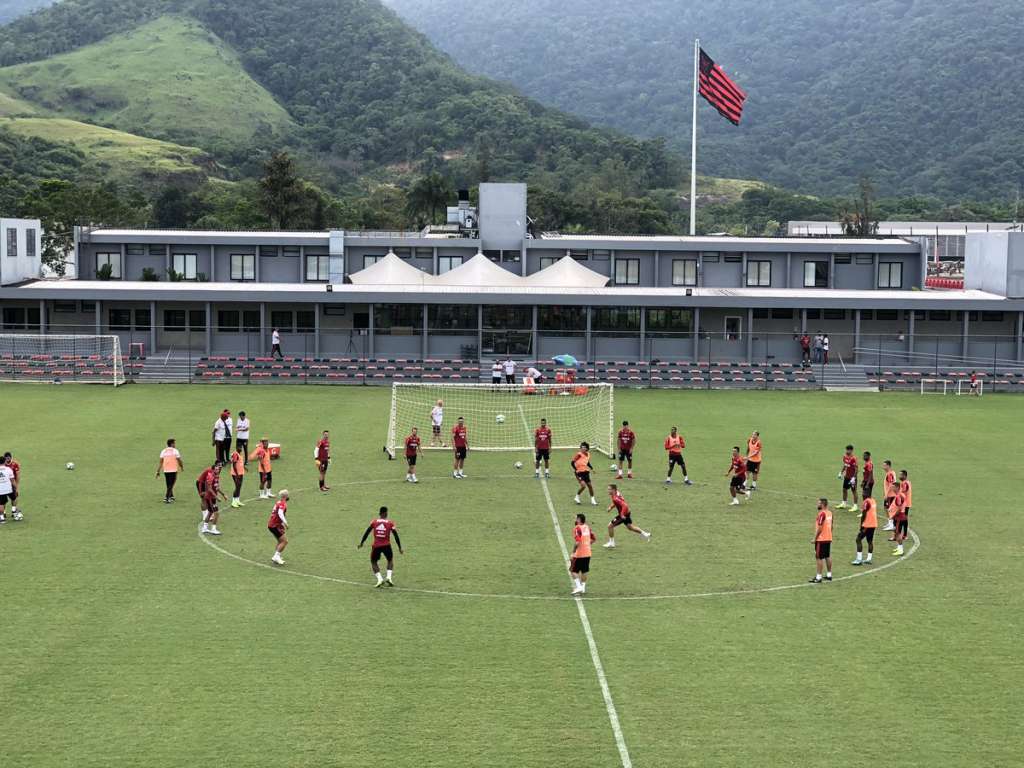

66,462,75,470
495,414,506,424
514,461,523,469
610,463,618,472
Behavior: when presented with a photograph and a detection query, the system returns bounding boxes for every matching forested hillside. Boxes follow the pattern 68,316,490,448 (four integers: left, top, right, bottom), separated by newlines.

386,0,1024,200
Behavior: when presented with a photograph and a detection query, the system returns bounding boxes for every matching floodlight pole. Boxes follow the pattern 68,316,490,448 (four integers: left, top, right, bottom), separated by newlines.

689,38,699,236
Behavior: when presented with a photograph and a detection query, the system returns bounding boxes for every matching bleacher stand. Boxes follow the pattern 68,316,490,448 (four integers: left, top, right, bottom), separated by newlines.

0,353,141,381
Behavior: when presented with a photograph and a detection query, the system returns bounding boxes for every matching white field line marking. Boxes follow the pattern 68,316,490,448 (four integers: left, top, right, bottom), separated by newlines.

516,404,633,768
198,475,921,602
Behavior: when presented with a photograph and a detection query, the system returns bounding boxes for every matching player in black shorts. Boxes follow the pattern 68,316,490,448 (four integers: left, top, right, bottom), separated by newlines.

571,442,596,506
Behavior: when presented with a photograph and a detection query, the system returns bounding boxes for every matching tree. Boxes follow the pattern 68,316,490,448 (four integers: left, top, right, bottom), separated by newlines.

840,177,880,237
153,187,208,228
406,172,454,226
259,151,305,229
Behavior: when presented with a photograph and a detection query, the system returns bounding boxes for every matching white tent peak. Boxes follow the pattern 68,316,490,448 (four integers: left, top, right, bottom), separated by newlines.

524,255,609,288
433,252,522,286
348,252,432,286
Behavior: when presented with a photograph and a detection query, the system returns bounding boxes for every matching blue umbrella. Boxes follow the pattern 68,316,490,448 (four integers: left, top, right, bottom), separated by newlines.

552,354,578,368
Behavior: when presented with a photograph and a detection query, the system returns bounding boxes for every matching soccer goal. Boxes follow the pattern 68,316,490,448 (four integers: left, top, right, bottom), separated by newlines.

919,378,950,395
385,382,614,457
0,334,126,385
956,378,984,397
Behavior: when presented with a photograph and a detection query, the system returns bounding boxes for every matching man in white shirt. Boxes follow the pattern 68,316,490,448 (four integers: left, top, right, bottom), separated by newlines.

212,409,233,464
271,328,283,360
235,410,251,464
429,399,445,447
491,360,502,385
0,457,19,523
503,358,516,384
526,365,544,384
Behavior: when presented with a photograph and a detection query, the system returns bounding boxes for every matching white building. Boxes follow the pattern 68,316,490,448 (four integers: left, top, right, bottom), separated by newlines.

0,217,42,286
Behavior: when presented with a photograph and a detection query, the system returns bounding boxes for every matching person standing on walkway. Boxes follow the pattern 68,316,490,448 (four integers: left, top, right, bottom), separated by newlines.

271,328,284,360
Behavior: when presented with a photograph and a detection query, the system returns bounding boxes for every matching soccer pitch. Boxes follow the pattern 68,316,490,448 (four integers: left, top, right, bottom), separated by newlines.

2,384,1020,767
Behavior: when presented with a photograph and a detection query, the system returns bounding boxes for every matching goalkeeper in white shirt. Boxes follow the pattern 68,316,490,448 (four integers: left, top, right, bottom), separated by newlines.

429,399,445,447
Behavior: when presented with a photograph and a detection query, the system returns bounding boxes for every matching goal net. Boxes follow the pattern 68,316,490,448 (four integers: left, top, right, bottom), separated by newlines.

385,382,614,457
919,378,949,395
0,334,126,385
956,378,984,397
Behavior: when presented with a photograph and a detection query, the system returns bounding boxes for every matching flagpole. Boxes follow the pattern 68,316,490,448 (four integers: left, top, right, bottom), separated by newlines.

689,38,699,236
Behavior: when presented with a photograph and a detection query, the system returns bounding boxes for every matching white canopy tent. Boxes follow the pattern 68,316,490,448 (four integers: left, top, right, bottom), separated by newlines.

348,252,433,285
523,255,609,288
432,252,523,287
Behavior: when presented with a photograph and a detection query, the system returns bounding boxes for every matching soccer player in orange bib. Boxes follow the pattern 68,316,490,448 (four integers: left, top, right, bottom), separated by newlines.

571,442,597,506
250,438,273,499
810,498,833,583
155,438,183,503
745,431,762,490
852,494,877,565
570,513,596,595
892,469,912,556
881,460,897,532
663,426,692,485
229,447,245,508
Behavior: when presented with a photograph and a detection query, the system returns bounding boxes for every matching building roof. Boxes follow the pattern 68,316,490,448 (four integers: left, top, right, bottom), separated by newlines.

523,255,609,288
432,252,523,287
5,279,1019,311
348,252,432,286
789,220,1023,236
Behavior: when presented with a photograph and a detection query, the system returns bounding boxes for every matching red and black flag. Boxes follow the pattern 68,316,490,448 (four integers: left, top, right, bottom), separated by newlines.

698,48,746,125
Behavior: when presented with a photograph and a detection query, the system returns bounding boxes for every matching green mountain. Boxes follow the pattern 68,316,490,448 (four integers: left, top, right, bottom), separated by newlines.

384,0,1024,200
0,0,681,196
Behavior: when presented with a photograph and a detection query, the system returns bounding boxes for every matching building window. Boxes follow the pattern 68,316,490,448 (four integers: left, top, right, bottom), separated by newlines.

672,259,697,286
752,308,770,319
483,306,531,329
189,310,206,332
803,261,828,288
135,309,151,330
393,247,411,259
428,304,476,332
126,244,146,256
217,310,240,332
590,249,611,261
724,255,742,263
878,262,903,288
746,260,771,287
2,307,40,329
438,256,462,274
363,255,384,269
282,246,300,256
6,228,16,257
614,258,640,285
260,246,279,257
928,310,950,322
875,309,897,321
701,252,720,263
539,306,586,332
502,250,520,263
646,308,693,334
374,304,423,334
593,307,640,333
539,256,559,270
296,310,315,332
54,301,77,313
164,310,186,332
415,248,433,259
108,309,132,331
80,301,96,313
270,311,294,333
323,305,346,317
806,309,821,320
242,310,261,333
306,255,330,282
149,244,165,255
860,310,873,321
771,308,793,319
96,252,122,279
834,254,852,264
981,311,1004,322
483,249,501,262
26,229,36,259
569,250,589,261
230,254,256,281
855,254,874,265
824,309,846,320
172,253,198,280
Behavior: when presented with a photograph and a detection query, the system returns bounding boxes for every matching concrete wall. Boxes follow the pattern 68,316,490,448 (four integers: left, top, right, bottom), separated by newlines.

538,335,586,360
259,254,297,283
479,183,527,250
701,255,744,287
966,231,1024,298
1,218,42,285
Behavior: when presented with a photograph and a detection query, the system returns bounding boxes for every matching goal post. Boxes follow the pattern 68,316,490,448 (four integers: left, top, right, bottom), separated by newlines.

385,382,614,457
919,378,949,395
956,378,984,397
0,334,126,385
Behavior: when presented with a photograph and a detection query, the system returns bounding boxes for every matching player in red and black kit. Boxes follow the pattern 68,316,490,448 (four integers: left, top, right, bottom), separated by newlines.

315,430,330,491
358,506,404,587
451,416,468,479
534,418,552,478
267,490,290,565
838,444,859,510
197,463,227,535
861,451,874,500
404,427,422,483
602,484,650,548
725,446,750,505
616,420,636,479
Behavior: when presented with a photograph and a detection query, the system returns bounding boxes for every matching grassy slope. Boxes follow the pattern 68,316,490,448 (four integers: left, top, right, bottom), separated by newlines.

0,15,295,151
0,89,36,116
1,385,1019,767
0,117,215,185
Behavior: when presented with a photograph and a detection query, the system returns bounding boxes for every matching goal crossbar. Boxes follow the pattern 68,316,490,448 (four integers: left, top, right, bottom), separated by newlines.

385,382,614,457
919,378,949,395
0,334,126,385
956,378,984,396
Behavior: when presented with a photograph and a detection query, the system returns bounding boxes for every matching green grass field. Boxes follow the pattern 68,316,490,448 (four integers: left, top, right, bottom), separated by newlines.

2,385,1020,767
0,15,296,149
